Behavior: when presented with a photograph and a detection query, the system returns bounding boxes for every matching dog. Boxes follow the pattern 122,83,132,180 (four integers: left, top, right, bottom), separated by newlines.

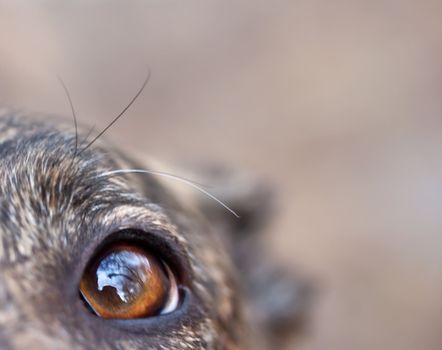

0,105,309,349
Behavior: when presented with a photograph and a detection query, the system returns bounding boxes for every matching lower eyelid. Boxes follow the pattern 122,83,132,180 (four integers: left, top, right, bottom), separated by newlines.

104,287,194,333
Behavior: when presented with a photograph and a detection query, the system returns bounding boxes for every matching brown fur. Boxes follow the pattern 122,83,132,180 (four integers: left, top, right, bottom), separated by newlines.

0,111,308,349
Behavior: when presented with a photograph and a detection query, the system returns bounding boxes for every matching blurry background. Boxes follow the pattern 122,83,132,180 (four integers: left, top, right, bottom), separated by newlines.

0,1,441,349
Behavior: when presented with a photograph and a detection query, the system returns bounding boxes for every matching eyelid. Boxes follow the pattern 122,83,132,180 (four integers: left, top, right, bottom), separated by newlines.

88,205,182,249
110,230,189,281
76,211,190,281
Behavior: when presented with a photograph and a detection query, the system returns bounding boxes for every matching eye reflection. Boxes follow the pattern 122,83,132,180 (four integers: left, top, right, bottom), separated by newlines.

80,242,179,319
96,250,151,304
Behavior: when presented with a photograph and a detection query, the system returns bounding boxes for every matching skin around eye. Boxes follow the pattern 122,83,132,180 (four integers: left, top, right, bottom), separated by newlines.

80,243,178,319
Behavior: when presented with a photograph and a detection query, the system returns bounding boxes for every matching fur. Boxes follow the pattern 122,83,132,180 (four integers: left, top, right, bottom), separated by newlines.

0,112,307,349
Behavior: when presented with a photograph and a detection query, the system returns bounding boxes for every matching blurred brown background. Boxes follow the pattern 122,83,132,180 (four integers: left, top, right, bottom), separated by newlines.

1,1,441,349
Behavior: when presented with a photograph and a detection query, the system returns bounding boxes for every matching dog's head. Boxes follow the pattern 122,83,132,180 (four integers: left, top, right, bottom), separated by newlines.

0,112,308,349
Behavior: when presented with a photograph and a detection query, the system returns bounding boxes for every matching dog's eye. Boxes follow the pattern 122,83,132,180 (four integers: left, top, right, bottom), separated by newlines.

80,242,179,319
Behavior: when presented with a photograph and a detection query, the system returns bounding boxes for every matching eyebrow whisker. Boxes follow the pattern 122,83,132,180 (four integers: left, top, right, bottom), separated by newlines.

57,75,79,158
99,168,240,218
81,71,151,153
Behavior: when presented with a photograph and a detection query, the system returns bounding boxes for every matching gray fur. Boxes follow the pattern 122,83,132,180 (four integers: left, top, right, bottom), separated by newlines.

0,112,307,349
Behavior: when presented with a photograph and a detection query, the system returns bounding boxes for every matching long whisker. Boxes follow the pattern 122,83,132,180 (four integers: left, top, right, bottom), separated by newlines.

57,75,78,157
81,71,151,153
99,168,240,218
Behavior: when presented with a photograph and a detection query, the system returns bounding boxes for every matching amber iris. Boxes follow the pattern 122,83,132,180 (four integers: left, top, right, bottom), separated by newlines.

80,243,170,319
